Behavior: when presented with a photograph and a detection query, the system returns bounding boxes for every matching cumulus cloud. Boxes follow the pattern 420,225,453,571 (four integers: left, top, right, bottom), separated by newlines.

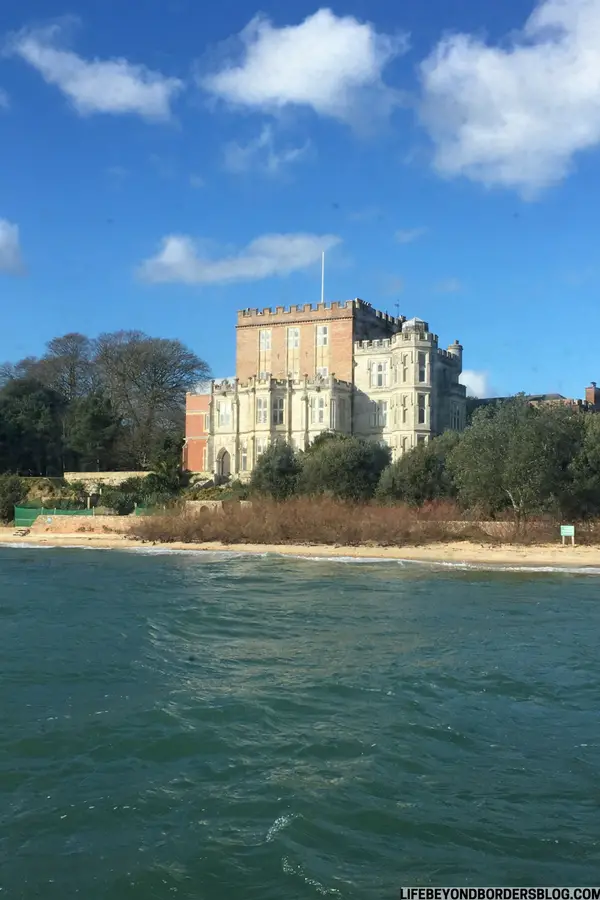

200,8,407,125
9,24,183,121
0,220,25,275
460,370,490,398
138,232,341,285
419,0,600,194
224,124,311,174
395,226,427,244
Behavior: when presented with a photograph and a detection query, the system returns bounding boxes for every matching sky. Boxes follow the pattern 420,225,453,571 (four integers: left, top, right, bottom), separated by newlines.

2,0,600,399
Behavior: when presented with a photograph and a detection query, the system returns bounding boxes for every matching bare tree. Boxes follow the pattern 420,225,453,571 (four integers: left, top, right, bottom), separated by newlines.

95,331,210,466
43,333,98,401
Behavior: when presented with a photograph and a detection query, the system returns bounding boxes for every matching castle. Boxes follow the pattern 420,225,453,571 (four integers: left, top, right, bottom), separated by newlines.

184,298,467,478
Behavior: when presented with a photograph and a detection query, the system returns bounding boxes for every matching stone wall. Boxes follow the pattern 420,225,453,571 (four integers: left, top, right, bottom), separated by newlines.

30,515,133,534
63,472,150,490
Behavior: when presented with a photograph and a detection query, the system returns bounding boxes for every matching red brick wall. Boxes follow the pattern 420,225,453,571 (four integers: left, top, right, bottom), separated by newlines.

184,393,209,472
235,302,402,385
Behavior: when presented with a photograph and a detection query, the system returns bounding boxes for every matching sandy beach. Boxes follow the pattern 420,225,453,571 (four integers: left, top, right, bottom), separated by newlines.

0,526,599,568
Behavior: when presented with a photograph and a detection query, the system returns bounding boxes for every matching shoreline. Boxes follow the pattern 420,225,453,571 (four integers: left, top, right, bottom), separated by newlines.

1,528,600,569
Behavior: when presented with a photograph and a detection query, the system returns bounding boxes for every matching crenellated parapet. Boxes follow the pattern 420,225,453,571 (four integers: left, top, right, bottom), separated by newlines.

237,298,404,328
354,330,438,352
210,373,354,394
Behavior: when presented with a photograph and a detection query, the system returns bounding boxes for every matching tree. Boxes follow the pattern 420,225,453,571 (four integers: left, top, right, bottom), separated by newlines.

376,430,459,505
1,335,97,403
567,414,600,518
0,378,64,475
447,398,585,519
0,475,27,523
249,440,301,499
64,392,123,472
95,331,210,466
40,333,97,402
299,434,390,502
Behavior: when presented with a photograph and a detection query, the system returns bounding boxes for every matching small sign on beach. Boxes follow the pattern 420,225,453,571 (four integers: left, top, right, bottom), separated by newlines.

560,524,575,546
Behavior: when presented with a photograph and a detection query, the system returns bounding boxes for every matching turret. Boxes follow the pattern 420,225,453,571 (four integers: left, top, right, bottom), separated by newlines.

447,340,463,368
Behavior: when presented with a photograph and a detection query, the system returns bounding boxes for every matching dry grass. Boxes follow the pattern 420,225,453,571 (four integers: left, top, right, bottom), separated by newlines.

129,497,600,547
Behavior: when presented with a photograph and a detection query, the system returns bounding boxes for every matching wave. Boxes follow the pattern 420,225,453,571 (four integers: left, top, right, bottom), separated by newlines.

2,542,599,575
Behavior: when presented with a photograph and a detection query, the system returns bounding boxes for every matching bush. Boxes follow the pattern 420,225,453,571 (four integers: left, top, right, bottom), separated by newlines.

101,489,136,516
299,435,390,501
249,440,301,500
377,431,459,506
0,475,27,523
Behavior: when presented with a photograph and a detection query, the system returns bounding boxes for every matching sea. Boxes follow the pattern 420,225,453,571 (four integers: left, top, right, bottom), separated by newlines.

1,546,600,899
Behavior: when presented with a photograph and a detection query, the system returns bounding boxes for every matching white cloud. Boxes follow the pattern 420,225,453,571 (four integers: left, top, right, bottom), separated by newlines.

460,370,490,398
395,226,427,244
0,219,25,275
201,8,407,125
435,277,462,293
189,174,205,188
9,24,183,121
0,88,9,109
224,124,310,174
138,232,341,285
419,0,600,195
107,165,128,178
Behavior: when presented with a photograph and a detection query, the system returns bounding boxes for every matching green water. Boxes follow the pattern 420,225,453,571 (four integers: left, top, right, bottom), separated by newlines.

1,548,600,899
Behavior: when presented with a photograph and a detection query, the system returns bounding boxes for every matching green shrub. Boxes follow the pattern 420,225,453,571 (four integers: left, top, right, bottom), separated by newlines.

0,475,27,523
299,435,390,502
250,441,301,500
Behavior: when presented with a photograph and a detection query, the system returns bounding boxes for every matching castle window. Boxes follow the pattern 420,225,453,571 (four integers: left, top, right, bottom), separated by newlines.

330,399,337,429
402,354,408,382
272,397,285,426
256,397,268,425
402,436,408,454
259,329,271,351
417,435,427,445
310,396,326,425
402,395,408,424
316,366,328,378
417,394,426,425
240,445,248,471
217,402,231,428
451,405,461,430
255,438,268,458
287,327,300,349
418,352,427,383
371,400,388,427
316,325,329,347
371,361,388,388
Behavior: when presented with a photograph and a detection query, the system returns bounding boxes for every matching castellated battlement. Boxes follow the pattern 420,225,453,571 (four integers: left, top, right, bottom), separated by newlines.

354,330,438,352
211,374,353,393
237,298,404,327
437,347,461,363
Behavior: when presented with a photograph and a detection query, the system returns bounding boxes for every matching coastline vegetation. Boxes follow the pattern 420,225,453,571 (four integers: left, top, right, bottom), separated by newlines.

2,344,600,548
129,398,600,548
129,496,600,547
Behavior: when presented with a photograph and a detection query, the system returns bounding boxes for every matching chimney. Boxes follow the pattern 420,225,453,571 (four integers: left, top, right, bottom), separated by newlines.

585,381,600,408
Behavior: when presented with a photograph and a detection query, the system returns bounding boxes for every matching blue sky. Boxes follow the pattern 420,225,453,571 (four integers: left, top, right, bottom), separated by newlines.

2,0,600,399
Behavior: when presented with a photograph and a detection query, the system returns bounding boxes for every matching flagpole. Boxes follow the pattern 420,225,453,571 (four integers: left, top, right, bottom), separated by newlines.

321,252,325,304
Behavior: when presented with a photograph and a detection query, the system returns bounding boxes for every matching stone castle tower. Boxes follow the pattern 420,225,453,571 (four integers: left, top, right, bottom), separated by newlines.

184,298,466,478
